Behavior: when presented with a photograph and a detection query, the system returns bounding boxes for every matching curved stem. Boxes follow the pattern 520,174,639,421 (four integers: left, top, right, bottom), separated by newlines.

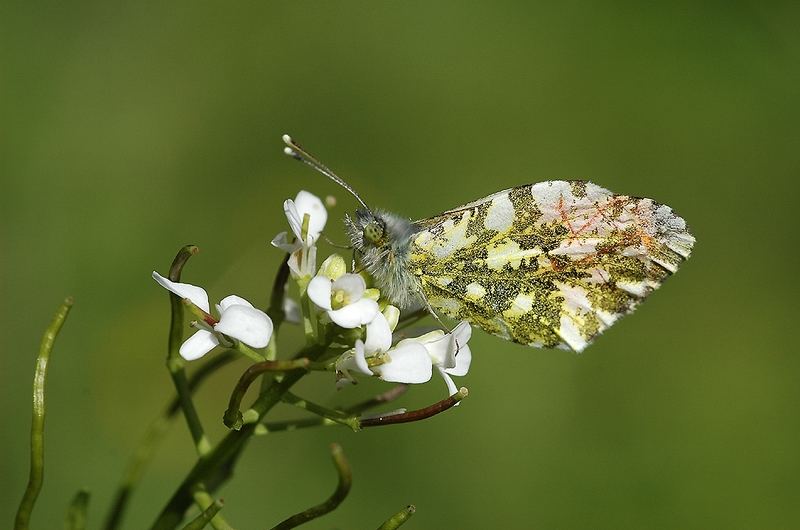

270,443,352,530
223,359,311,430
255,385,409,435
14,297,73,530
150,341,331,530
165,246,210,456
360,387,468,428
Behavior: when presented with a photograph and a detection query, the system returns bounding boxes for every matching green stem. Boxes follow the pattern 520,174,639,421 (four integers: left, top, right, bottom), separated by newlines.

270,443,352,530
281,392,359,431
261,256,289,393
165,246,211,457
256,417,338,434
223,359,311,430
234,342,265,362
149,341,331,530
192,488,233,530
14,297,73,530
180,500,224,530
103,351,236,530
256,385,408,435
65,489,90,530
299,289,315,343
376,505,416,530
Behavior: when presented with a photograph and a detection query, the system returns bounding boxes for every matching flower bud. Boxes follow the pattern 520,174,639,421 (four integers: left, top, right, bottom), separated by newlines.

382,305,400,331
317,254,347,280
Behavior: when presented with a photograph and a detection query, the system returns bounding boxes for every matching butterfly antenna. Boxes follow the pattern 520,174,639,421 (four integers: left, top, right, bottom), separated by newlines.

282,134,372,213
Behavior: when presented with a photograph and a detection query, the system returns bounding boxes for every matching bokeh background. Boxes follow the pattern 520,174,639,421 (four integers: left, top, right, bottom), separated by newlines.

3,2,799,529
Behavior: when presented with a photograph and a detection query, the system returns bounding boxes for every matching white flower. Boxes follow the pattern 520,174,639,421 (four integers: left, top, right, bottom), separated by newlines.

335,310,432,387
284,190,328,245
271,191,327,279
152,272,273,361
370,339,432,384
307,272,379,328
397,321,472,396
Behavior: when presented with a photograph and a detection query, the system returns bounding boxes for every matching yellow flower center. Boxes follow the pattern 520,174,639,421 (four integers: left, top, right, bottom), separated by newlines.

331,289,350,310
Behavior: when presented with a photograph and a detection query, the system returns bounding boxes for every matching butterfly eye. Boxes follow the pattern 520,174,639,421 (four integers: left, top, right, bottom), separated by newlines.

363,221,385,244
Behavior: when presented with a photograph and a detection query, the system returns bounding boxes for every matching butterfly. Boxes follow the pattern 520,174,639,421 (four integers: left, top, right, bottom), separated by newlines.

283,135,694,352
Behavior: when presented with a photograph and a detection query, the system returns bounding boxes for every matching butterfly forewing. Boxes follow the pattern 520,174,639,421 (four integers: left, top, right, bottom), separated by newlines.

408,181,694,352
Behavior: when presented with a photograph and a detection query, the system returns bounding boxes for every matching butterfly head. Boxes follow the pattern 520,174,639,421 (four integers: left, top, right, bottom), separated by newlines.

283,134,420,306
344,208,395,252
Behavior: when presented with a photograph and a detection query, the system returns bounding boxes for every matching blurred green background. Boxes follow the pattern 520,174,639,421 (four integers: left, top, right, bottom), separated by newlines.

2,2,799,529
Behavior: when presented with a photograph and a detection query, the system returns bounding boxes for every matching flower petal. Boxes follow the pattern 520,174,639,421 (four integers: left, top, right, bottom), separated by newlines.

331,273,366,301
294,190,327,243
364,312,392,354
307,275,333,310
179,330,219,361
375,342,432,384
291,245,318,279
328,298,379,328
214,305,273,348
382,305,400,332
436,365,459,396
445,344,472,377
152,271,210,313
415,331,450,366
217,295,254,313
334,342,372,388
351,340,372,375
453,320,473,346
444,321,473,371
284,199,303,242
271,231,302,254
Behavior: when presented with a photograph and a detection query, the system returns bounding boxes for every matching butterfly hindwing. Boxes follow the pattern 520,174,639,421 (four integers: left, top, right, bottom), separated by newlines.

408,181,694,352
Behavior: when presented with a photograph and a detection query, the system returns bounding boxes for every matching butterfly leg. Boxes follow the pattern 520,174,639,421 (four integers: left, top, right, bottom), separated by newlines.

421,296,453,334
321,234,353,250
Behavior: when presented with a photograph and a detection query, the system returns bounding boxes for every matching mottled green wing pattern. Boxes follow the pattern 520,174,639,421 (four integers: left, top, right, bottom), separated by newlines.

408,181,694,352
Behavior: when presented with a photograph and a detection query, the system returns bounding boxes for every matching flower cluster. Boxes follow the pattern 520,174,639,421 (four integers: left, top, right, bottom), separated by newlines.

152,190,473,397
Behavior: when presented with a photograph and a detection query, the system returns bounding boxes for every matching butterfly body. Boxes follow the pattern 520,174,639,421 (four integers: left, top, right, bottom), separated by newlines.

282,135,693,353
344,208,424,309
345,181,694,352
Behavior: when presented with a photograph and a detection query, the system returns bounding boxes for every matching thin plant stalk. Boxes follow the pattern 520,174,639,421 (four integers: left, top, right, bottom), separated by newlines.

164,245,211,457
150,340,332,530
270,444,352,530
179,500,224,530
14,297,73,530
376,505,416,530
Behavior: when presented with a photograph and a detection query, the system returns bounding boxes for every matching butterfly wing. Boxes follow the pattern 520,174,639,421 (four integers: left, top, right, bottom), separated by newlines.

408,181,694,352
